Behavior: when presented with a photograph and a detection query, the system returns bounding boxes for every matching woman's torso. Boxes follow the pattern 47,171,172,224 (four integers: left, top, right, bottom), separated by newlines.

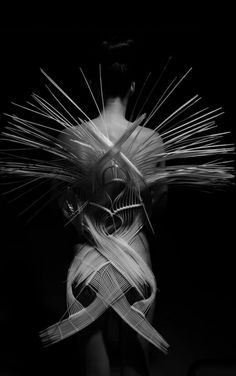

60,115,160,266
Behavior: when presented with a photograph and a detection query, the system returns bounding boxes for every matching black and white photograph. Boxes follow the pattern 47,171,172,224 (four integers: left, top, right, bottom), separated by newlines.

0,16,235,376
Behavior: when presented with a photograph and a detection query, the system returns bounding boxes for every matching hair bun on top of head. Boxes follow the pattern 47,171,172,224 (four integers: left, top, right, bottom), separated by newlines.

98,38,135,98
101,39,134,65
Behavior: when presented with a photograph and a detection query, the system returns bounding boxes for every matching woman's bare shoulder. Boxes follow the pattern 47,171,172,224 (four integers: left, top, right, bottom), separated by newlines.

136,125,164,147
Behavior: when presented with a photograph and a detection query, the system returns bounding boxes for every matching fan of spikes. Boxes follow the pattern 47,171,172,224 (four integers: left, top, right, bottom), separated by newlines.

0,61,234,225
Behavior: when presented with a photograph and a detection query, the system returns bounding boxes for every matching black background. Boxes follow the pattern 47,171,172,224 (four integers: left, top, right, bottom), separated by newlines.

0,16,235,376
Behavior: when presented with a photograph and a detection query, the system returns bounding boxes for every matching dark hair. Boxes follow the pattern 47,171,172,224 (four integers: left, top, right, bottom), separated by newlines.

99,39,135,99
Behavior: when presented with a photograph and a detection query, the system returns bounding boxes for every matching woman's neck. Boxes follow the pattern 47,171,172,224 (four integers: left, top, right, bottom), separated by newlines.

102,97,127,121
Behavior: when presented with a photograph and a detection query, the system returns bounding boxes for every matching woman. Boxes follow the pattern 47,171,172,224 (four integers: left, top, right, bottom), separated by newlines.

0,39,233,376
53,40,169,376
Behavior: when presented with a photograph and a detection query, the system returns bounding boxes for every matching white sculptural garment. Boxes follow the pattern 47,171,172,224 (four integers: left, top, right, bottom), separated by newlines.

0,69,234,353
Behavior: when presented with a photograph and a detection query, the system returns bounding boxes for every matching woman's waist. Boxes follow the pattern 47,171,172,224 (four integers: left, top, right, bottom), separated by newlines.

72,225,153,299
82,213,151,264
85,202,144,229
